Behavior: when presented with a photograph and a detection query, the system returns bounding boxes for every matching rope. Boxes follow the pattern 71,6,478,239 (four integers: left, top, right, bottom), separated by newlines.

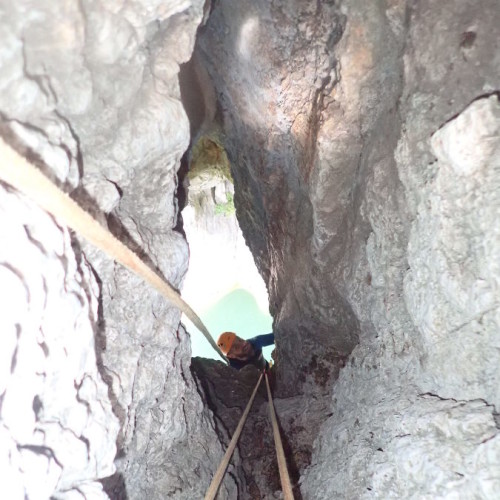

265,372,294,499
204,372,264,500
0,138,294,497
0,137,227,362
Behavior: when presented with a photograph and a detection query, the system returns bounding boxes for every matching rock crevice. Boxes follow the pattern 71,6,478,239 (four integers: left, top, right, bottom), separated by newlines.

0,1,238,498
189,0,500,498
1,0,499,499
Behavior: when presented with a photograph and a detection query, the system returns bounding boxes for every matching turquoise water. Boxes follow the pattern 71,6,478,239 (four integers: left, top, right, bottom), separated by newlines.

188,288,274,362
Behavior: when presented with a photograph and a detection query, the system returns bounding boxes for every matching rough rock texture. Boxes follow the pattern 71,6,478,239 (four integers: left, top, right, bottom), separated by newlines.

191,358,332,499
196,0,361,389
194,0,500,498
191,359,262,497
192,354,347,498
0,1,237,498
2,0,500,498
0,182,119,499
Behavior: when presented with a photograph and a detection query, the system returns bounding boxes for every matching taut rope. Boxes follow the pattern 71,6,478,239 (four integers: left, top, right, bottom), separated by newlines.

265,372,294,499
204,372,264,499
0,137,227,362
205,371,294,499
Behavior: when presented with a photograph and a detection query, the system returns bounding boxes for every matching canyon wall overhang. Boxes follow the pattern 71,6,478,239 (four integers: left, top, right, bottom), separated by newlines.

195,0,500,387
1,0,499,498
194,0,500,497
195,0,361,392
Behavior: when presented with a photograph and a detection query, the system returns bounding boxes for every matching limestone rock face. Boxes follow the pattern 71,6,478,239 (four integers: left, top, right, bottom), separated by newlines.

0,1,236,498
2,0,500,498
196,0,360,390
194,0,500,497
0,183,119,499
191,359,260,497
191,358,333,499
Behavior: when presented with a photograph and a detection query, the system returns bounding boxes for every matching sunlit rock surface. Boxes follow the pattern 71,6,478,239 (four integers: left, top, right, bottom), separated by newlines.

0,1,237,498
194,0,500,498
0,183,119,499
1,0,499,498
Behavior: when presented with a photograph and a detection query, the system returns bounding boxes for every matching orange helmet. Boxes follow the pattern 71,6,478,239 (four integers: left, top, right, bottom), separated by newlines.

217,332,236,355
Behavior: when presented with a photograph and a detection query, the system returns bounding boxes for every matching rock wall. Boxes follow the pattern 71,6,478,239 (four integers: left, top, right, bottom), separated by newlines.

0,176,119,499
191,358,335,499
2,0,499,498
194,0,500,497
0,1,238,498
195,0,361,390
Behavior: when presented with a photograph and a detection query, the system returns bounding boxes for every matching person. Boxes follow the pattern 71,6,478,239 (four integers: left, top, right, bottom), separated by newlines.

217,332,274,370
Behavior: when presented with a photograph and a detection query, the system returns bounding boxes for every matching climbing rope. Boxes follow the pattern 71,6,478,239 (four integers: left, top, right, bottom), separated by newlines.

0,138,294,497
0,137,227,362
205,371,294,499
204,371,264,500
265,372,294,499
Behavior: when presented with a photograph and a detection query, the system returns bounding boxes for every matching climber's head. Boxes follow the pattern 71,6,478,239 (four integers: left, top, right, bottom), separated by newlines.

217,331,236,355
218,332,255,360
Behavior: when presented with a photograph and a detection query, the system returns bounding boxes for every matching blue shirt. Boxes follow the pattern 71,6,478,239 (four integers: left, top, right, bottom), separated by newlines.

227,333,275,370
